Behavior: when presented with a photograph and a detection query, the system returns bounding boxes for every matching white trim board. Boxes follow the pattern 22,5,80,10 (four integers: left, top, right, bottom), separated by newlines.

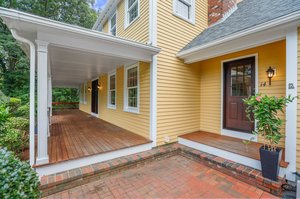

220,54,258,141
284,28,298,181
178,137,285,177
35,143,152,177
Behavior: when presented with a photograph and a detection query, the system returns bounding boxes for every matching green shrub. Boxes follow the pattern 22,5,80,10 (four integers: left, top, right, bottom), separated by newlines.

0,148,40,199
0,105,9,128
243,94,295,151
15,103,29,118
0,128,28,155
6,117,29,132
7,98,22,116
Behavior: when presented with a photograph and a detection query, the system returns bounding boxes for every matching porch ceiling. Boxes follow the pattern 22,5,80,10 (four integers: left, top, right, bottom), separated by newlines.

0,7,160,88
49,45,134,88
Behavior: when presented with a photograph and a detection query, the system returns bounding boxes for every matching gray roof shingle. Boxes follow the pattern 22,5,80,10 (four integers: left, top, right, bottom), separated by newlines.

180,0,300,52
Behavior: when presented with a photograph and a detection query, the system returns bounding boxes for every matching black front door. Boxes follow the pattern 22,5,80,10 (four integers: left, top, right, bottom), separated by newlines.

224,57,255,133
91,79,98,114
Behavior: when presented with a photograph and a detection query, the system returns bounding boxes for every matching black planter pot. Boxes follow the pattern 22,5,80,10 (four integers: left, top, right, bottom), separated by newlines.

259,146,282,181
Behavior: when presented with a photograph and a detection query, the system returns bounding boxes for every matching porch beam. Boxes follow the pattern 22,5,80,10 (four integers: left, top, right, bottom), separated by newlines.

285,28,298,181
37,31,155,62
36,40,49,165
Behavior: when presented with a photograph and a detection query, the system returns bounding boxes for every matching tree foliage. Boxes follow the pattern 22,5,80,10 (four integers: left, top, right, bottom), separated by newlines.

0,0,98,102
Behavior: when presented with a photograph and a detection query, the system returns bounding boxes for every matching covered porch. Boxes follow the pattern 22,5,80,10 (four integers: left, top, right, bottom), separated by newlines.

44,109,151,165
0,7,159,176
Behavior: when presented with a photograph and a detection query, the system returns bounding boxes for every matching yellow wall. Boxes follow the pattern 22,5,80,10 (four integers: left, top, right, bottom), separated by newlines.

102,0,149,43
156,0,208,145
192,40,286,147
79,62,150,139
297,27,300,171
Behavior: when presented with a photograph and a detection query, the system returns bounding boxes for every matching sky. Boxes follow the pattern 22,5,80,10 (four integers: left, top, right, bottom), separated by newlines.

93,0,108,10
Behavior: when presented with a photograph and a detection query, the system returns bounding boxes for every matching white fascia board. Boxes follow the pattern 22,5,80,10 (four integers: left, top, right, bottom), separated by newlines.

177,10,300,62
92,0,121,30
0,7,160,55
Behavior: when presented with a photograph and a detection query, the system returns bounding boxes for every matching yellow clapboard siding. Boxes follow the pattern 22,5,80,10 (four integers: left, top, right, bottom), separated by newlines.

191,40,286,147
156,0,208,146
297,27,300,171
103,0,149,43
79,62,150,139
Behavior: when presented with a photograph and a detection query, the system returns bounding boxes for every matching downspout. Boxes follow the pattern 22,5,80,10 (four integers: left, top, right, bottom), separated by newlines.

10,29,36,166
149,0,158,147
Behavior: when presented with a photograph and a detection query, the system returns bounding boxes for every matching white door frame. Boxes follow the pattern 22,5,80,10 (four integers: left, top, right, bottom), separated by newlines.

90,78,99,117
220,53,258,141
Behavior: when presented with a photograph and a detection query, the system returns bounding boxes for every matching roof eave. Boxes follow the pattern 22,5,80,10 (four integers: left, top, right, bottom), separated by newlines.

177,10,300,61
92,0,120,30
0,7,160,55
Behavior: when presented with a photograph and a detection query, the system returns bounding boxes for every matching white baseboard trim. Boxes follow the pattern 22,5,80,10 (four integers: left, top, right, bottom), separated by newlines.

178,137,285,178
36,143,152,177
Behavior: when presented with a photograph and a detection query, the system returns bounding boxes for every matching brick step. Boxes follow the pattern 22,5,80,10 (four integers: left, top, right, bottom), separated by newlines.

179,146,286,196
40,144,180,197
41,143,285,197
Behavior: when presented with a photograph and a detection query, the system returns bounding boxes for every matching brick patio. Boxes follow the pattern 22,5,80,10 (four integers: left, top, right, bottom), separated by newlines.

43,155,278,199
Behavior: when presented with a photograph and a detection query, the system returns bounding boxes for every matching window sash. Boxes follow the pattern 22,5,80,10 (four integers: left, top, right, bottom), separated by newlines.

176,0,191,19
125,65,138,110
108,74,116,107
110,13,117,36
127,0,138,24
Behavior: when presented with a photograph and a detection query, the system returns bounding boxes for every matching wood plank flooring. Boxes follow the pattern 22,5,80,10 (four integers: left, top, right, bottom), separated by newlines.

179,131,288,167
40,110,151,166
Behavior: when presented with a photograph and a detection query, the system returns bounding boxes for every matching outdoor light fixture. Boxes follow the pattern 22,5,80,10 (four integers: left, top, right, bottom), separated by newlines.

87,87,92,92
266,67,275,85
97,84,102,90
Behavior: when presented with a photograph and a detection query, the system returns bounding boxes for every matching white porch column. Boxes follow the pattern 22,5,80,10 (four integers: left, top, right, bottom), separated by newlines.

36,40,49,165
285,28,298,181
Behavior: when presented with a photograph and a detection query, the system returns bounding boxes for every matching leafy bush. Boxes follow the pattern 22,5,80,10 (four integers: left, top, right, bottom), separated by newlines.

15,103,30,118
0,105,9,128
243,94,295,151
7,98,22,116
0,148,40,199
0,117,29,155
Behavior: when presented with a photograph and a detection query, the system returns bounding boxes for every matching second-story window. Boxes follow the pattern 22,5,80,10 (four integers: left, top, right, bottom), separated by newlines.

109,12,117,36
125,0,139,27
173,0,195,23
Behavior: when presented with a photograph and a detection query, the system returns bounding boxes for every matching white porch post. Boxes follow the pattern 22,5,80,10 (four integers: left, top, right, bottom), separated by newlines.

36,40,49,165
285,28,298,181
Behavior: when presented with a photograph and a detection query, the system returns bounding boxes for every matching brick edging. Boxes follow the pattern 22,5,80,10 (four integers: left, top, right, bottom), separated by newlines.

178,145,285,196
40,143,285,197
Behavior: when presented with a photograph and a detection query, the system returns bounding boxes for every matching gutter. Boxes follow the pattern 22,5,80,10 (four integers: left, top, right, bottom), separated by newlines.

177,10,300,58
92,0,119,30
10,29,36,166
0,7,160,54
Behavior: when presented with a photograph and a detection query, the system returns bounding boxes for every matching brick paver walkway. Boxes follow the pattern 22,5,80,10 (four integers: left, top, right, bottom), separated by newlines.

44,155,278,199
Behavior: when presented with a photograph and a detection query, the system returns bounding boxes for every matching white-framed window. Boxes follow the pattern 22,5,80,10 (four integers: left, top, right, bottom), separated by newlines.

124,63,139,113
125,0,139,28
97,24,103,32
109,11,117,36
80,82,87,104
108,72,116,109
173,0,195,24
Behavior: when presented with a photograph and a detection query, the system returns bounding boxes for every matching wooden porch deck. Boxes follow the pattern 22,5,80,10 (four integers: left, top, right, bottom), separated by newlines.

179,131,288,168
38,110,151,166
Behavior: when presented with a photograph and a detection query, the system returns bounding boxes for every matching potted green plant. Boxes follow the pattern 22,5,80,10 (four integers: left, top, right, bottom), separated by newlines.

243,94,295,181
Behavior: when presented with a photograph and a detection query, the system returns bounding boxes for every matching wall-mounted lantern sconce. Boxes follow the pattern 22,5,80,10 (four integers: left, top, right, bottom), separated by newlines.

266,67,275,85
87,87,92,92
97,84,102,90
